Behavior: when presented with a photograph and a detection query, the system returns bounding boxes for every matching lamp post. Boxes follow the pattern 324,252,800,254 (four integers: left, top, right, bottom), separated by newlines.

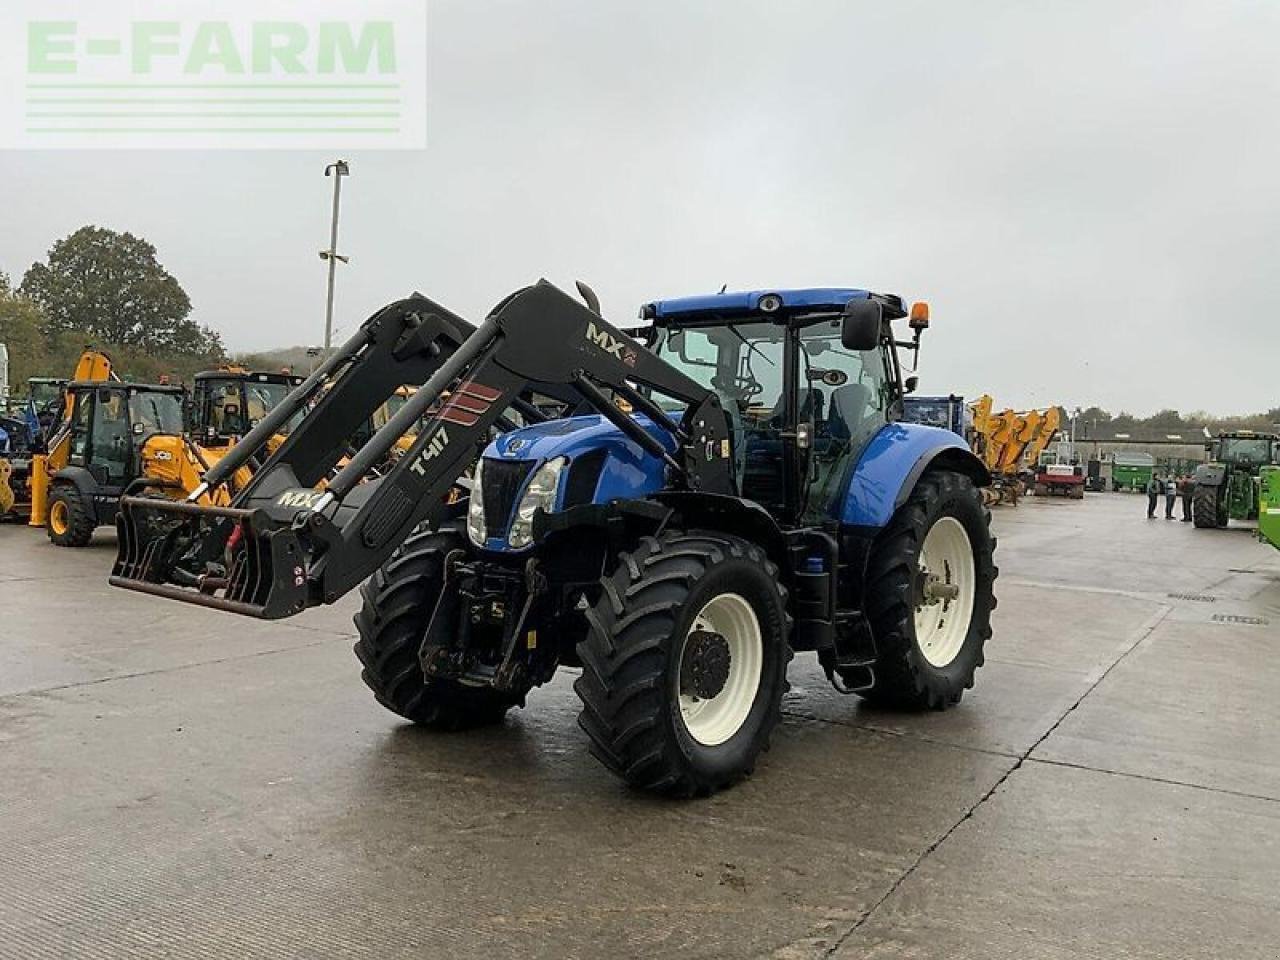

319,159,351,355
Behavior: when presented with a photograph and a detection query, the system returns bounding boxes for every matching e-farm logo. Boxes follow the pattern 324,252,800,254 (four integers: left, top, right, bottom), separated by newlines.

0,1,426,150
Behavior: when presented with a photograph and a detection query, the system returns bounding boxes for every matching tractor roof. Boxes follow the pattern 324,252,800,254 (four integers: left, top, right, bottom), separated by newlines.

67,380,185,395
195,369,301,383
642,287,904,323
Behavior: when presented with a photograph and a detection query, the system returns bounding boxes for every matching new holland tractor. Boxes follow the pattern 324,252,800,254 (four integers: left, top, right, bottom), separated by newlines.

1192,431,1279,529
111,282,997,796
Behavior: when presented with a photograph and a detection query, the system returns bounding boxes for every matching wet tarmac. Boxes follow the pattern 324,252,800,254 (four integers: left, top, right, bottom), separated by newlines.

1,491,1277,958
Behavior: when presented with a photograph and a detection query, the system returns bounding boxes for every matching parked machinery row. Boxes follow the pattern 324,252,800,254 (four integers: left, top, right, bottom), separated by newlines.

0,355,304,546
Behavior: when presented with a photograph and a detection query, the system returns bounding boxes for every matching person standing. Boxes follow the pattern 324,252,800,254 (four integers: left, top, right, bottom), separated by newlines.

1146,475,1161,518
1165,475,1178,519
1179,474,1194,522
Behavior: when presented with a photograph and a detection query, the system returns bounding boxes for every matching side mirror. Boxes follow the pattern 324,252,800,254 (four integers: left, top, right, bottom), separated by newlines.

904,375,919,394
841,299,883,351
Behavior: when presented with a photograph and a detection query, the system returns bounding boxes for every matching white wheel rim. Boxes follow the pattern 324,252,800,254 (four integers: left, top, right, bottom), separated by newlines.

914,516,976,668
678,593,762,747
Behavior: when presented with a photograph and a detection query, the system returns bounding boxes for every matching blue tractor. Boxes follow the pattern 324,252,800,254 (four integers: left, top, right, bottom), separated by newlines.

112,282,996,796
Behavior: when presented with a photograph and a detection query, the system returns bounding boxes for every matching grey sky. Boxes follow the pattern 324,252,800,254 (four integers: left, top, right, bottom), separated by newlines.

2,0,1277,416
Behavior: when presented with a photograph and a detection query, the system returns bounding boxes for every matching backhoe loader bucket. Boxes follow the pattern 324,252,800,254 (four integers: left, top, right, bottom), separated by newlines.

111,496,310,619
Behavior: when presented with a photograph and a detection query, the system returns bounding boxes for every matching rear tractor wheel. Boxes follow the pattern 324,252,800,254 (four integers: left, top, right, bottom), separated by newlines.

857,470,997,710
576,531,791,796
46,484,95,547
354,524,527,729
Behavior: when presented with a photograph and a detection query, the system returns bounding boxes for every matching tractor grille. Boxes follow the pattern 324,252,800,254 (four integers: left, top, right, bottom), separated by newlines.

482,459,535,535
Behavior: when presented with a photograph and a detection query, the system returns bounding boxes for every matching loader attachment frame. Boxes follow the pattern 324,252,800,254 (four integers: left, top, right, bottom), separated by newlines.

112,281,733,619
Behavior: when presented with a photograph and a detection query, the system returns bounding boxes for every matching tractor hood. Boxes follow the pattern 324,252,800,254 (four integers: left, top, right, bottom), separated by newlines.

476,414,678,551
487,413,677,464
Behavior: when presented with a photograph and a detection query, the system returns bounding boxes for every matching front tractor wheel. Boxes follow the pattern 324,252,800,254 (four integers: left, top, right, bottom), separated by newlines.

576,532,791,796
354,524,526,729
858,470,997,710
46,484,95,547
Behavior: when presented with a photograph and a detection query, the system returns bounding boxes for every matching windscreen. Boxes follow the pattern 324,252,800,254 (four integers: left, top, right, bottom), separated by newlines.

130,392,184,438
1219,437,1274,465
245,380,303,432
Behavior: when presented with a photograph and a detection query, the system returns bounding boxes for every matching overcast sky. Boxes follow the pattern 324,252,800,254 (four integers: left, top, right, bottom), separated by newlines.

2,0,1277,416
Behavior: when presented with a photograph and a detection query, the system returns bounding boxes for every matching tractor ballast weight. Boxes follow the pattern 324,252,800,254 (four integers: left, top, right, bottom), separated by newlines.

112,281,996,796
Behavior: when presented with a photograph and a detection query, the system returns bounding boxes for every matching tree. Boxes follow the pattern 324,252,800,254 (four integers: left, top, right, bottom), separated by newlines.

19,226,218,358
1146,409,1186,430
0,287,51,388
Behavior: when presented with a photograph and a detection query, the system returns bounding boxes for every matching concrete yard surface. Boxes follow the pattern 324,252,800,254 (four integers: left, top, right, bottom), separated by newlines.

1,491,1278,959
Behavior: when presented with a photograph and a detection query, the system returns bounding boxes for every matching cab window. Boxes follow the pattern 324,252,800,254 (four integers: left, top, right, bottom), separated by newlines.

91,388,131,484
798,319,890,521
67,391,93,465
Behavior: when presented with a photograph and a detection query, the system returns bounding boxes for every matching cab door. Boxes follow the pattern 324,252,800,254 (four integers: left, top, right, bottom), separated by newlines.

86,387,133,488
65,389,95,469
797,319,893,523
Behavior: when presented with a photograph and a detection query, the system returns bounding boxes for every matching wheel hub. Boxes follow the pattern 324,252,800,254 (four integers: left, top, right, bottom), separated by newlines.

680,629,732,700
912,516,977,669
918,561,959,609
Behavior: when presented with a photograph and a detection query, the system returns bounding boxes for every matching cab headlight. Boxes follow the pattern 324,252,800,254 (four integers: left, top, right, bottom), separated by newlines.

466,458,487,547
508,457,566,549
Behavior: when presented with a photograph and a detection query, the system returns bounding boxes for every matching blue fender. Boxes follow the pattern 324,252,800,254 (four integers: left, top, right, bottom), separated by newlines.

838,423,989,529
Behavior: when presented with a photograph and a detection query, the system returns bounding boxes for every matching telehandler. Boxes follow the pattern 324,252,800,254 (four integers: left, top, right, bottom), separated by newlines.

112,283,997,796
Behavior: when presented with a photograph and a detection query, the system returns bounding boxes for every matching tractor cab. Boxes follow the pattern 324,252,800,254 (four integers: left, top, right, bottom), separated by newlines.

643,289,921,524
1209,432,1279,469
192,368,304,447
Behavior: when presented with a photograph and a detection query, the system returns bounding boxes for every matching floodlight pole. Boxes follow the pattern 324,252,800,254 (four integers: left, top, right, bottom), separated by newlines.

320,159,351,355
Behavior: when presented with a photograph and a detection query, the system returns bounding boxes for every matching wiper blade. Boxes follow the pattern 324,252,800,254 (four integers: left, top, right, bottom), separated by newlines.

727,325,775,367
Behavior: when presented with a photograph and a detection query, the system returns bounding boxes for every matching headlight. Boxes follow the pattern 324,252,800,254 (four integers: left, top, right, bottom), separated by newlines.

466,458,487,547
508,457,566,549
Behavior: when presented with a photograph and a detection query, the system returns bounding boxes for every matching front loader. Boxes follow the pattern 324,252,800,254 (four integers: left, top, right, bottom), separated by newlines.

112,281,996,796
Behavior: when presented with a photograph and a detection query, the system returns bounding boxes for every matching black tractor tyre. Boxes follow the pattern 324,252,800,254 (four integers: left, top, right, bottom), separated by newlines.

353,524,526,730
46,483,95,548
1192,484,1224,529
856,470,997,710
575,531,791,797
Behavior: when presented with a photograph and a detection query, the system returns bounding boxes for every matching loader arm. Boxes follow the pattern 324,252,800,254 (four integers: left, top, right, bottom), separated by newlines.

112,281,733,619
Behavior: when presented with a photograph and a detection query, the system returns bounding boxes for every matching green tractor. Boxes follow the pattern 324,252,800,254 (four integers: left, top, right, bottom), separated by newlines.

1191,431,1279,529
